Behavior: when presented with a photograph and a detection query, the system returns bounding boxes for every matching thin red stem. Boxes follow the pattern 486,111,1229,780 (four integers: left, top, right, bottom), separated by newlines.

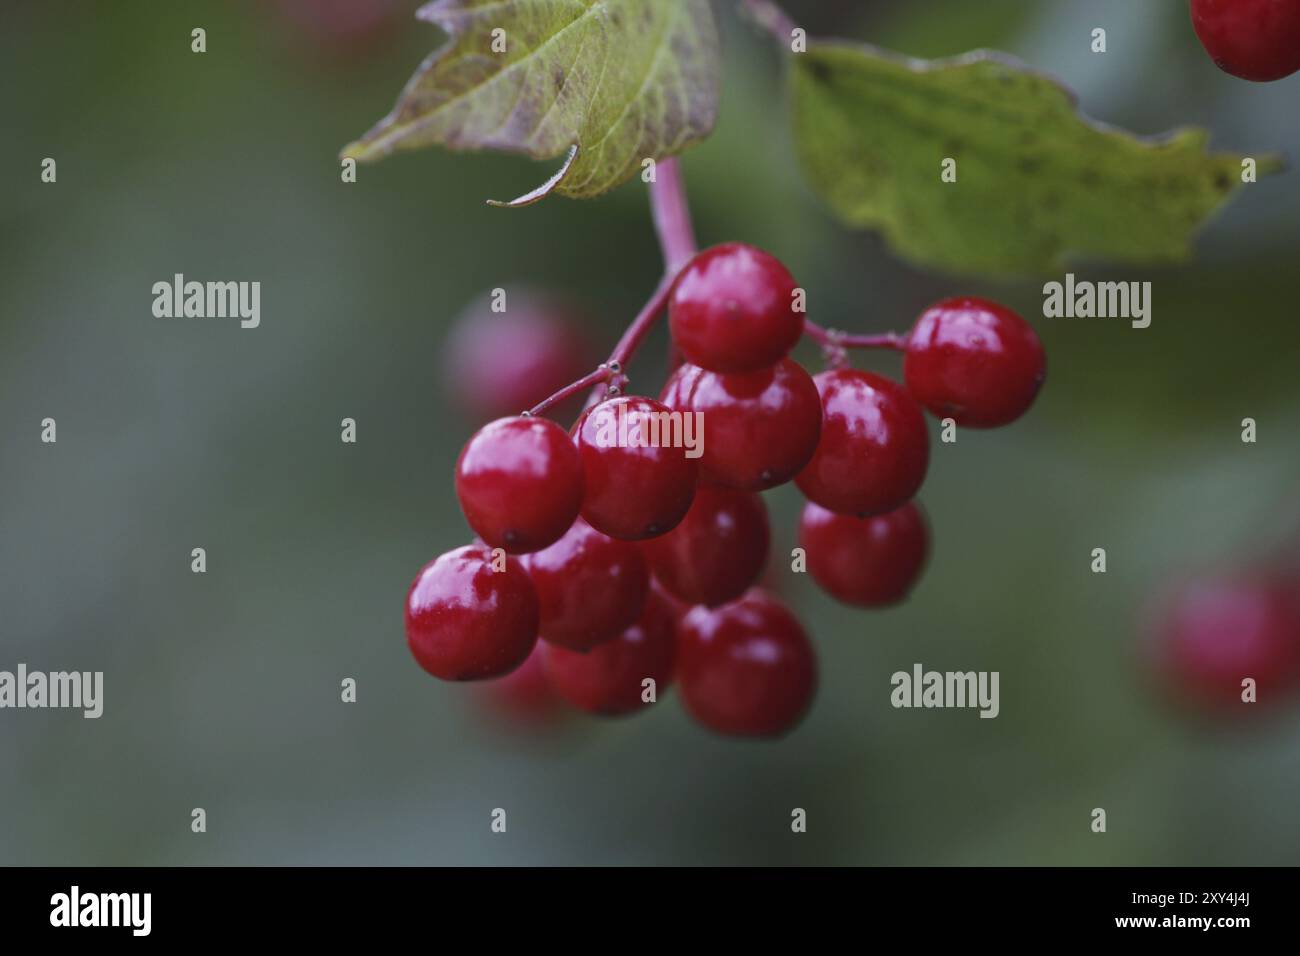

578,157,698,407
650,157,698,273
803,318,908,352
609,273,676,370
527,367,613,417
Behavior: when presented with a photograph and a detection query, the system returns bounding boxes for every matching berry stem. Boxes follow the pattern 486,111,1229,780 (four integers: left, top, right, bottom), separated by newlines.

650,157,698,273
607,272,678,373
527,366,615,417
803,318,909,352
579,157,700,406
526,158,698,416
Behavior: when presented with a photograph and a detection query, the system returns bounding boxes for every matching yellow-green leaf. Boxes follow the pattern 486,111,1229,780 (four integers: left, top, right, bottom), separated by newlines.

344,0,721,204
790,42,1282,276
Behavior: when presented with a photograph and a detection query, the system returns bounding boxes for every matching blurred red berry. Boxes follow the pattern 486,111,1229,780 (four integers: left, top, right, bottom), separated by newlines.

542,588,677,716
476,643,565,724
800,499,929,607
1147,571,1300,712
444,291,596,423
643,486,769,608
677,589,817,737
523,517,649,651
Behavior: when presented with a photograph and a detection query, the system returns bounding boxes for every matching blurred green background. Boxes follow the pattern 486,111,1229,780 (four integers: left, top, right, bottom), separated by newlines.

2,0,1298,865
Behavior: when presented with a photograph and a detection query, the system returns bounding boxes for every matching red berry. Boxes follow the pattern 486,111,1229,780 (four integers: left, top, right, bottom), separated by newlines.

1190,0,1300,82
443,291,595,423
1147,572,1300,712
542,588,677,716
799,500,929,607
405,545,539,681
904,297,1045,428
795,369,930,516
455,416,584,554
476,643,565,724
522,517,649,651
643,486,770,607
659,359,822,491
668,243,804,374
650,576,693,619
573,396,698,540
677,590,817,737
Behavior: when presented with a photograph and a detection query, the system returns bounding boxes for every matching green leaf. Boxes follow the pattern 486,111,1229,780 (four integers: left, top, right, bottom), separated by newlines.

790,42,1282,276
343,0,721,205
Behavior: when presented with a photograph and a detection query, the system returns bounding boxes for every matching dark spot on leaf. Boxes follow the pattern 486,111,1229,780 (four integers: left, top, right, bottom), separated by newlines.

1019,156,1043,174
1213,170,1231,192
1080,168,1101,187
806,59,832,83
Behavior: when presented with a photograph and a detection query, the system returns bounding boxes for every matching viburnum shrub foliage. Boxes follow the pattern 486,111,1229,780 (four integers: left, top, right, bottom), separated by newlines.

345,0,1281,737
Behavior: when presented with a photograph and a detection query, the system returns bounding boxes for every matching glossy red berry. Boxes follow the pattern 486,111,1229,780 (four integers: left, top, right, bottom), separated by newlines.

795,369,929,517
542,587,677,716
799,500,929,607
668,243,804,374
677,590,817,737
455,416,584,554
904,297,1045,428
522,517,649,651
573,396,698,540
659,359,822,491
1147,572,1300,712
643,486,770,608
443,291,595,423
1190,0,1300,82
405,545,539,681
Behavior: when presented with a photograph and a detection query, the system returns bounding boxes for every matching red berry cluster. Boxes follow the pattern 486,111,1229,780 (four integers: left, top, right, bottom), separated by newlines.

407,242,1046,737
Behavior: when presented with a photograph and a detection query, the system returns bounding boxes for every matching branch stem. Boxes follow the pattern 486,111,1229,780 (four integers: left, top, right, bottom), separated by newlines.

803,319,909,352
576,157,699,408
740,0,797,46
526,367,614,417
650,157,698,272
